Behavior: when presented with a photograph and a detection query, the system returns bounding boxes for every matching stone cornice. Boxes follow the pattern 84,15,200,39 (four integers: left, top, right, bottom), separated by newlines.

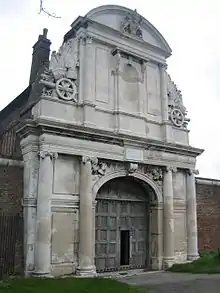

85,26,168,62
0,158,24,167
65,16,170,61
196,177,220,186
17,118,204,158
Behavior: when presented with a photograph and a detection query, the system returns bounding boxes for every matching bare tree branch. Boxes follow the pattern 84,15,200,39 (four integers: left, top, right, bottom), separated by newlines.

39,0,61,18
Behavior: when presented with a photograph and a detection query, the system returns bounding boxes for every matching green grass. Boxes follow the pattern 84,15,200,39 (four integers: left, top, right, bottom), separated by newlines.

0,277,149,293
167,251,220,274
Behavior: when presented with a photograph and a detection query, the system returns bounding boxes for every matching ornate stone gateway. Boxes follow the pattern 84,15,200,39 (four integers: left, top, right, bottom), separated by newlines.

95,177,150,272
18,4,204,277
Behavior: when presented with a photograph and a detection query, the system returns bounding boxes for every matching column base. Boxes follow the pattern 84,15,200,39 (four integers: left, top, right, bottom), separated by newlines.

163,257,175,269
32,271,54,278
151,257,163,271
24,270,34,277
76,266,97,277
187,254,200,261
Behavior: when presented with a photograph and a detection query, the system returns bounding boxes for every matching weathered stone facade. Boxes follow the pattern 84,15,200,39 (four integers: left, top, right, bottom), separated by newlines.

0,5,210,277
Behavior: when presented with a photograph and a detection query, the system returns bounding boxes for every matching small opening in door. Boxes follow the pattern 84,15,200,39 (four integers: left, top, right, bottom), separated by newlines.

120,230,130,266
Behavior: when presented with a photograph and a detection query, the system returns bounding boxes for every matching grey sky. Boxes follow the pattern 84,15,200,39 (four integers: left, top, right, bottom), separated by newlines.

0,0,219,179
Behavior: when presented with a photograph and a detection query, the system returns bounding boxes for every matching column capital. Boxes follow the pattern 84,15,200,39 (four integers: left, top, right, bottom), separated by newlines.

80,35,93,46
158,63,167,70
39,151,58,160
164,166,177,173
82,156,96,164
187,169,199,176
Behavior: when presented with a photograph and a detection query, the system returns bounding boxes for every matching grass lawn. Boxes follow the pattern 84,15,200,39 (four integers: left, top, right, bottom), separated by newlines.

167,251,220,274
0,276,149,293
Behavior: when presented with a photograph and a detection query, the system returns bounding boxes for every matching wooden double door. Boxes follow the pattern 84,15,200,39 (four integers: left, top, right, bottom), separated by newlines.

95,177,149,272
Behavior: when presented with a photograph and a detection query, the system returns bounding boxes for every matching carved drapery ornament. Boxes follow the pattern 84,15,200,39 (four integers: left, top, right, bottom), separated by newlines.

111,49,147,84
121,9,143,38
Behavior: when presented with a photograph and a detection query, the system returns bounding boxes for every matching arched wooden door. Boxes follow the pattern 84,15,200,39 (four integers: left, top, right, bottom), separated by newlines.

95,177,150,272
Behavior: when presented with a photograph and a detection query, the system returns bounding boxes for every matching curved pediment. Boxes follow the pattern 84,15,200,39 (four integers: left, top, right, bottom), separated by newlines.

85,5,172,56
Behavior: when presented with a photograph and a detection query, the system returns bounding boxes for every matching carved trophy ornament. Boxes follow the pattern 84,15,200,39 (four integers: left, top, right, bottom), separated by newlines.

91,158,107,176
144,166,163,181
121,9,143,38
167,74,190,128
39,38,78,101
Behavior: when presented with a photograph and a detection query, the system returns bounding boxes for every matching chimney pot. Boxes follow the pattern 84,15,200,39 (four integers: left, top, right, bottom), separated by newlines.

43,28,48,38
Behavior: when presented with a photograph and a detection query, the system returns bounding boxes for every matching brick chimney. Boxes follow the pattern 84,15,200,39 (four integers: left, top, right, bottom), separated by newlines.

29,28,51,85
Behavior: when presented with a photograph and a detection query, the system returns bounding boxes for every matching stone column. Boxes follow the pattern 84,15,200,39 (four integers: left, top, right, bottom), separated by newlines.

21,136,39,275
163,166,175,268
34,151,58,276
77,156,96,276
92,200,97,263
186,169,199,260
151,204,163,270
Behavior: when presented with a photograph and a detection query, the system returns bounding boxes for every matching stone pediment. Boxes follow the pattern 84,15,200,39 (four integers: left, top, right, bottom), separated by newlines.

85,5,172,55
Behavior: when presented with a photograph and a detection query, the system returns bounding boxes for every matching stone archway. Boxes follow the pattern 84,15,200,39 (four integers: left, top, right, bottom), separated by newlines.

93,173,163,272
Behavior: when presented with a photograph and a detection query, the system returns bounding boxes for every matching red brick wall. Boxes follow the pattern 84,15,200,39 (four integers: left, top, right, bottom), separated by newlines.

0,166,23,214
0,166,24,276
0,120,22,160
196,180,220,253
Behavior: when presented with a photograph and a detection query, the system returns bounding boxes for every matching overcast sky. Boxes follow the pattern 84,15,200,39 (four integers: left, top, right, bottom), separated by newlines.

0,0,219,179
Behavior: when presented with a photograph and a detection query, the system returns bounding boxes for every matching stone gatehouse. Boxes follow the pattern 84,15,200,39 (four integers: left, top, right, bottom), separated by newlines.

0,5,204,277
